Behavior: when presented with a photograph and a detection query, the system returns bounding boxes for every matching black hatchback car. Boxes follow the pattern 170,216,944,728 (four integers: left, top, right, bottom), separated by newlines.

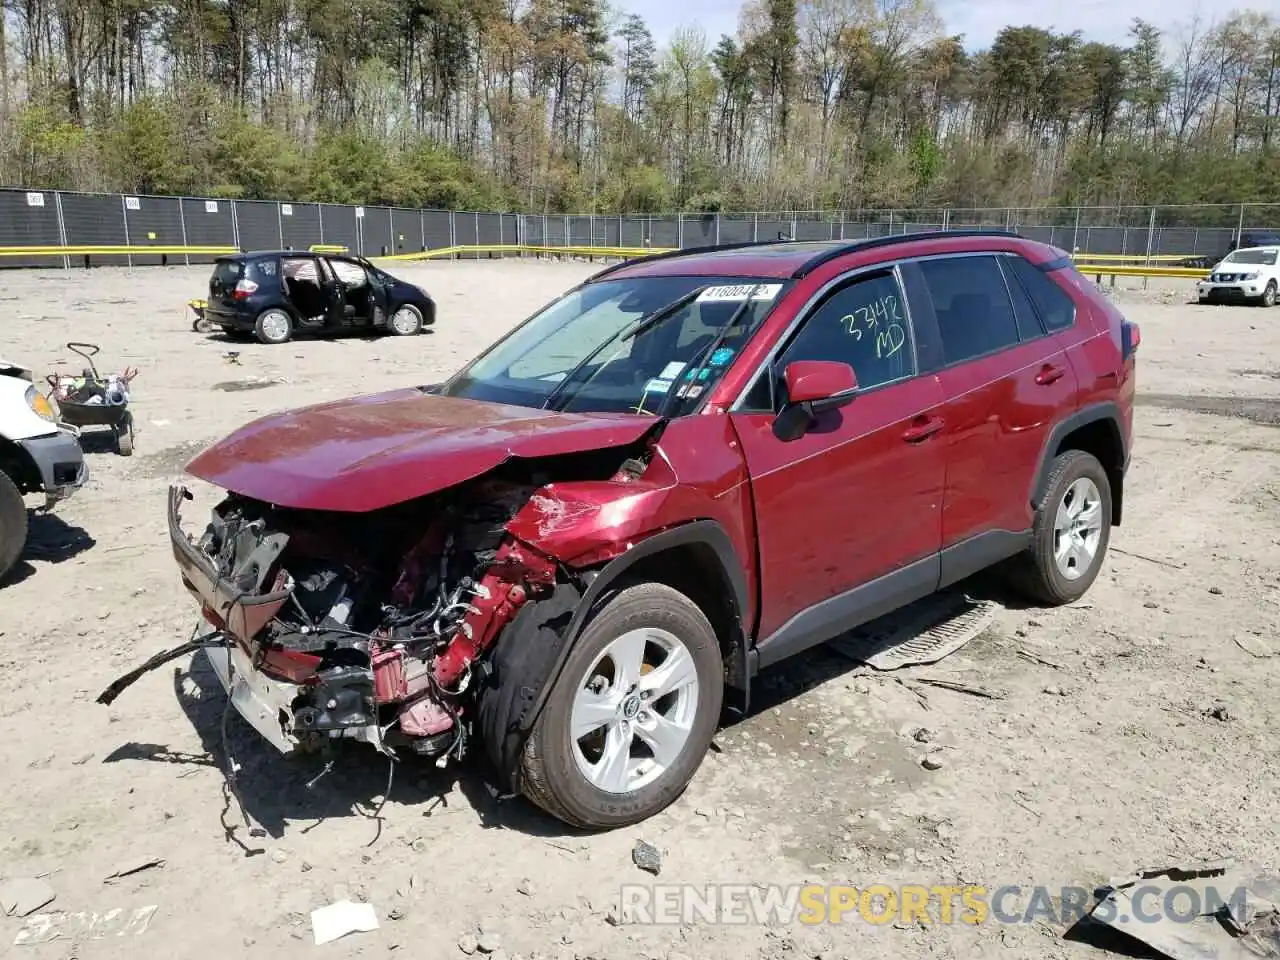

205,251,436,344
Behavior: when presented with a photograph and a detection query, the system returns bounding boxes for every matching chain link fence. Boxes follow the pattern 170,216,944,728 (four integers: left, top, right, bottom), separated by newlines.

1,188,1277,269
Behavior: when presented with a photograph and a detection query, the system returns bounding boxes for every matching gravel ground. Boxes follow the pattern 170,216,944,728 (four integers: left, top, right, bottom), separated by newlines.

1,261,1278,960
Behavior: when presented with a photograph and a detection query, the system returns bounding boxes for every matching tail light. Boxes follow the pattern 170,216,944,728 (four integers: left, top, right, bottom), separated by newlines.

1121,320,1140,360
232,278,259,300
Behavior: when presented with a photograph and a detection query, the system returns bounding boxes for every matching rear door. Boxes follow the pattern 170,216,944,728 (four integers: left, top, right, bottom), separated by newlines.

905,253,1077,586
729,265,947,665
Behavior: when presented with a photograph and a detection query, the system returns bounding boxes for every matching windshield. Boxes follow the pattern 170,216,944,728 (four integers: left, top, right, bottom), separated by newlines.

438,275,789,414
1225,249,1278,266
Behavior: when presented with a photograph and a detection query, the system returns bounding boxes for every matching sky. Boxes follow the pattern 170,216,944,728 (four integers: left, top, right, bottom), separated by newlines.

621,0,1210,53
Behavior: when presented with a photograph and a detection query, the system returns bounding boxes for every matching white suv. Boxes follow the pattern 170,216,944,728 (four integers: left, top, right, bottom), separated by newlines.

0,357,88,582
1197,245,1280,307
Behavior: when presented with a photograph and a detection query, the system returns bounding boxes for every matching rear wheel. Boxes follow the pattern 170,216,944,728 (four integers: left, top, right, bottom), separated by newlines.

254,308,293,345
1011,450,1112,605
0,470,28,584
1261,281,1277,307
388,304,424,336
518,582,723,829
115,413,135,457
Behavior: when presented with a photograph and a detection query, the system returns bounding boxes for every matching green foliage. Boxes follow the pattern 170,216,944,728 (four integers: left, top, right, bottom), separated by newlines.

0,0,1276,214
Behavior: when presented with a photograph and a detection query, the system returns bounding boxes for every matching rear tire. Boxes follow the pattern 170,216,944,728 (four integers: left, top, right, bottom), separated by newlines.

0,471,29,584
254,308,293,345
518,581,724,830
116,414,134,457
1010,450,1112,605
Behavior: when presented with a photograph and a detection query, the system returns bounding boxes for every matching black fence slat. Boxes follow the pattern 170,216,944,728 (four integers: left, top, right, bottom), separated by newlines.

234,200,281,252
0,189,63,267
123,195,184,265
280,202,323,251
181,198,235,264
318,204,358,254
61,192,130,265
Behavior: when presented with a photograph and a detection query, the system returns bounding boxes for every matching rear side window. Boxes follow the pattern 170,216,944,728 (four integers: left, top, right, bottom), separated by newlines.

247,258,277,279
1006,256,1076,332
917,255,1020,365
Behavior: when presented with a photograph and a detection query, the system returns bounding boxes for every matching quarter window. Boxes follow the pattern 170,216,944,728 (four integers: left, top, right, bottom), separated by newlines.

917,255,1020,364
1006,255,1077,331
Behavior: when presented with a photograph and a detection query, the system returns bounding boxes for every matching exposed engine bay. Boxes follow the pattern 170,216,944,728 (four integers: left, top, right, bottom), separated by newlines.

99,447,653,771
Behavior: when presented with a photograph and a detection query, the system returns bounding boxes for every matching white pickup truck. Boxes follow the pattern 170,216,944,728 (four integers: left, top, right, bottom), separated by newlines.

0,356,88,581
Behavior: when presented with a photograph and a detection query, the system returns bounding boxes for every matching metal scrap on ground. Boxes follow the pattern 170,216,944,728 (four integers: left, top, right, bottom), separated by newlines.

0,878,55,917
826,591,999,670
1078,861,1280,960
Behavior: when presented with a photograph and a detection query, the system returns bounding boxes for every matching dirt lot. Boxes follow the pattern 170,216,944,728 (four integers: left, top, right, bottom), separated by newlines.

1,261,1278,960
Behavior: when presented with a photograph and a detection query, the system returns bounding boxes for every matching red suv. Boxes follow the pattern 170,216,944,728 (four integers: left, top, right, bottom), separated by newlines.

114,230,1138,830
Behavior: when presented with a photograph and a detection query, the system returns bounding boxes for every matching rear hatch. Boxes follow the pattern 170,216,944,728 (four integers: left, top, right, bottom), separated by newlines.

209,258,245,315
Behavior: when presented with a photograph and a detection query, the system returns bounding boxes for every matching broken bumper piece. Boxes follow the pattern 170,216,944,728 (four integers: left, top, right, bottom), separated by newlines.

205,639,300,754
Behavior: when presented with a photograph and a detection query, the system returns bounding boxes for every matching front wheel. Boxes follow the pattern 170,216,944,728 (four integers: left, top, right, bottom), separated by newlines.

1261,281,1277,308
254,308,293,345
1011,449,1112,605
0,471,29,584
388,304,424,336
518,582,724,829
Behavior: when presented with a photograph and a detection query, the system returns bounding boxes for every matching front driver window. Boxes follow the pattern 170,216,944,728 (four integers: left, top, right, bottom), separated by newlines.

742,270,916,411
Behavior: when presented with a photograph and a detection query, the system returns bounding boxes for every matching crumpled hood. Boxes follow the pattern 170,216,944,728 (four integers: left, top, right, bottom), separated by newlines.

186,388,659,512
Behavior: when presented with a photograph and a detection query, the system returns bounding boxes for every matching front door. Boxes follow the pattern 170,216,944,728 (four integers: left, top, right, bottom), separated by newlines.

728,266,947,667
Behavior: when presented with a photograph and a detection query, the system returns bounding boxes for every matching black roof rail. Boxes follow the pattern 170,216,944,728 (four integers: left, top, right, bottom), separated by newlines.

791,229,1022,278
584,239,808,282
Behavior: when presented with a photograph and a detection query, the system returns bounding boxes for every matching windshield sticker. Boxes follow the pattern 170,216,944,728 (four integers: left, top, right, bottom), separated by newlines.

642,377,672,394
696,283,783,303
709,346,736,366
660,361,687,380
676,384,704,399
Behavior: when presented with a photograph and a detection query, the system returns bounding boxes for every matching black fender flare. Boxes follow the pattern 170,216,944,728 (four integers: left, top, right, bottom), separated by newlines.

475,520,750,791
1029,401,1126,514
531,519,749,722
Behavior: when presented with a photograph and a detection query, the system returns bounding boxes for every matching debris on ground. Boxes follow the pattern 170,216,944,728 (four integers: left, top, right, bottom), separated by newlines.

0,878,55,917
310,900,379,945
632,840,662,875
1078,860,1280,960
1234,635,1273,658
458,933,479,955
13,905,156,945
827,591,998,669
103,856,165,883
913,677,1007,700
1206,702,1233,722
912,727,935,744
920,755,944,771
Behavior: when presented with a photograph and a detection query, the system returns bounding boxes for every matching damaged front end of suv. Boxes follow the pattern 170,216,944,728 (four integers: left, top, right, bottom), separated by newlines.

159,446,667,769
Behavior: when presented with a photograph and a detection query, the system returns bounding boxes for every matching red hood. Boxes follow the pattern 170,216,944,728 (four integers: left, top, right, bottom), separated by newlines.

186,388,659,512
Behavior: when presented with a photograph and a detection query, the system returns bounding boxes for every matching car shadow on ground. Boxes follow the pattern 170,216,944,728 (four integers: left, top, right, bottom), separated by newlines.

98,570,1048,848
201,328,435,346
3,511,95,586
102,651,588,851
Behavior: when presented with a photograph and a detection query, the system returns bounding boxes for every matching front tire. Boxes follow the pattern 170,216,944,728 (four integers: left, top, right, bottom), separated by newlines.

0,471,29,584
388,304,424,336
254,308,293,345
1261,281,1277,307
1012,450,1112,605
518,582,724,829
